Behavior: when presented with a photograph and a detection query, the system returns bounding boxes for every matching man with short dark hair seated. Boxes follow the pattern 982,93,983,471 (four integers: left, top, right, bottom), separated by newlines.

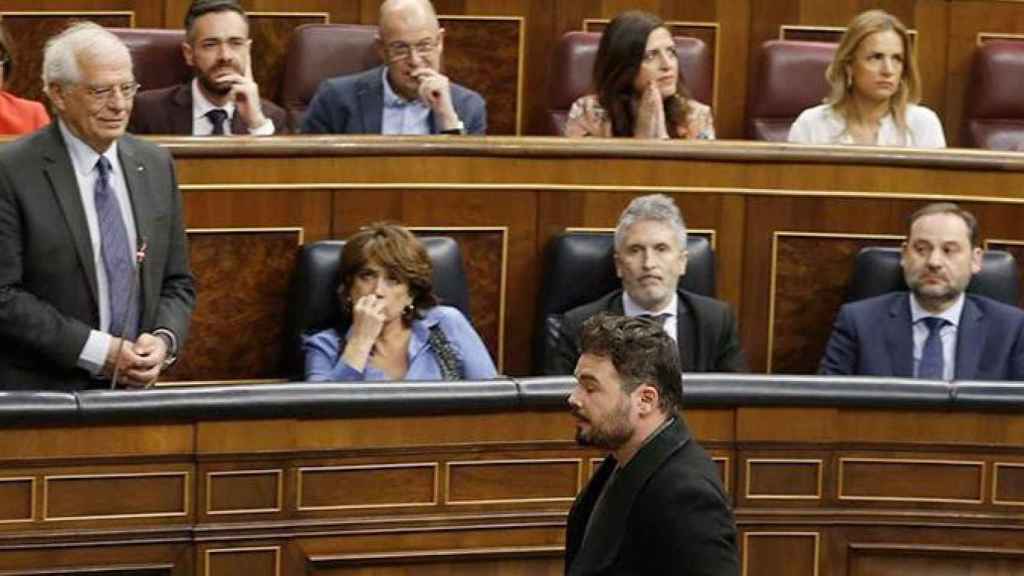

301,0,486,135
129,0,287,135
821,202,1024,379
546,194,747,375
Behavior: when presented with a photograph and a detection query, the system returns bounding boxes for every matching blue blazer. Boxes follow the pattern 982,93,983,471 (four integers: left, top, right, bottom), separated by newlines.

820,292,1024,380
301,66,486,135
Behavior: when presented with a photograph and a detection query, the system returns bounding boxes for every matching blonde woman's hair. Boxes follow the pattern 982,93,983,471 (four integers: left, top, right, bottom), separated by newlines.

824,10,921,135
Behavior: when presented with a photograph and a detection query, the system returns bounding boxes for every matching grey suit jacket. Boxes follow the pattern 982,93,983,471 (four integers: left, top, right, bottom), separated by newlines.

546,289,748,375
0,123,196,390
301,66,486,135
128,82,289,135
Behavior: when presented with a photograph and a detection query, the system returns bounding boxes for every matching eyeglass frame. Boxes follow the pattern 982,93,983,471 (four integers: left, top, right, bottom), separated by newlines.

78,81,141,103
382,33,441,62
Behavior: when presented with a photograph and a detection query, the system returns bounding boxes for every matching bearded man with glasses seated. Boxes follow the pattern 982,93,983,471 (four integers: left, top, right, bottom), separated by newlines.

0,22,195,391
302,0,486,135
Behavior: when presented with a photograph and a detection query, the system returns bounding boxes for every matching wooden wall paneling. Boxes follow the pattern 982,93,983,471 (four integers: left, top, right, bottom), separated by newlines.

837,456,985,506
202,466,285,519
163,228,301,383
0,12,134,104
0,477,34,525
0,544,188,575
768,232,903,374
333,188,534,375
178,184,332,242
204,545,281,576
742,531,820,576
410,227,508,371
248,12,329,104
166,0,359,33
438,16,524,135
742,195,910,373
947,1,1024,147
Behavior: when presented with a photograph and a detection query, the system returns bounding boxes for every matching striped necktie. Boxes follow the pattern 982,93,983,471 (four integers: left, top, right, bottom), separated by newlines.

94,156,138,340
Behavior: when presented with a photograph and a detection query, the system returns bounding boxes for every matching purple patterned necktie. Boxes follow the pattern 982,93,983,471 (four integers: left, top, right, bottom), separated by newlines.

94,156,138,340
918,317,947,380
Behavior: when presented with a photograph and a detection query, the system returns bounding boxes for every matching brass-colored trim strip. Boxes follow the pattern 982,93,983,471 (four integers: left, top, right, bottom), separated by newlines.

205,469,283,516
310,545,564,564
296,462,438,511
744,458,823,500
837,457,985,504
766,231,905,372
205,546,281,576
977,32,1024,46
185,226,304,245
445,458,581,505
742,531,820,576
177,182,1024,205
43,470,190,521
712,456,730,494
985,238,1024,248
247,11,329,20
0,477,35,524
992,462,1024,506
0,10,136,27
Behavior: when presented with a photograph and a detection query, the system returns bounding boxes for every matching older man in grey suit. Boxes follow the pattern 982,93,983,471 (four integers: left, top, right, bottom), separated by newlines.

0,22,195,391
301,0,486,135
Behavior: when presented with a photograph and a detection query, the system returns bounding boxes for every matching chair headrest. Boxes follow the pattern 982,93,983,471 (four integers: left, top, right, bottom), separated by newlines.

847,246,1020,306
283,237,470,379
109,28,191,92
963,40,1024,149
746,40,836,140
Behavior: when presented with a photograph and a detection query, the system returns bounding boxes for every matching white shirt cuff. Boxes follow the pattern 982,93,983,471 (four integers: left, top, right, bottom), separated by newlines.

248,118,276,136
77,330,113,375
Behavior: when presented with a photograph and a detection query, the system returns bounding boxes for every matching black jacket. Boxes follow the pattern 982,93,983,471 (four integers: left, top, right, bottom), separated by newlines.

564,418,738,575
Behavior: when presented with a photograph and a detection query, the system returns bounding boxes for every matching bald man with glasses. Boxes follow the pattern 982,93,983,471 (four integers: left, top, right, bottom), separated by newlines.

301,0,486,135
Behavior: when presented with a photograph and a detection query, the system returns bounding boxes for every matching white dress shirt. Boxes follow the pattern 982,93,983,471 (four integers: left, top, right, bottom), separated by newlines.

381,68,431,135
190,78,274,136
622,291,679,343
788,103,946,148
59,121,139,374
909,292,964,381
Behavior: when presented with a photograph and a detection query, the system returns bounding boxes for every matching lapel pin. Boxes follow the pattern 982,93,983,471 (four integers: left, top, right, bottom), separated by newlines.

137,164,145,172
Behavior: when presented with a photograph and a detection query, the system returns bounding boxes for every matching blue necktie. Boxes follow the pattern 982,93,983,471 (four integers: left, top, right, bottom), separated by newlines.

918,317,947,380
95,156,138,340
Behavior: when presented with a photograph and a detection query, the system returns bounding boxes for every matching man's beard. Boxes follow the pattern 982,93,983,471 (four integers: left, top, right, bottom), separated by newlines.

197,65,238,97
908,276,962,307
573,398,633,450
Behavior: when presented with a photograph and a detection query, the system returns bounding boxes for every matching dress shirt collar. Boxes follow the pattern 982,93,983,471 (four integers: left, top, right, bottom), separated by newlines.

58,119,119,177
191,78,235,122
382,67,425,109
909,291,965,327
622,290,679,319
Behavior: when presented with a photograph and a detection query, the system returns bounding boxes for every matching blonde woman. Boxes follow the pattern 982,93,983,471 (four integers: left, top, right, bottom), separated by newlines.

788,10,944,148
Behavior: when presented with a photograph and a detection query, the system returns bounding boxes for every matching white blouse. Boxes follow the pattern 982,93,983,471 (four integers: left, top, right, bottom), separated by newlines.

788,103,946,148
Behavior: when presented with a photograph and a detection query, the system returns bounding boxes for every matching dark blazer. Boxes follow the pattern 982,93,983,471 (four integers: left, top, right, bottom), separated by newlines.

300,66,487,135
547,289,748,375
565,418,738,576
128,82,289,135
820,292,1024,380
0,123,196,390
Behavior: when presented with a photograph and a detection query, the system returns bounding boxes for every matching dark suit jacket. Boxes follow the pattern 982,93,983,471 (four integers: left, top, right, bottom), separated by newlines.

564,417,738,576
0,123,196,390
128,82,288,135
300,66,487,135
820,292,1024,380
546,289,748,375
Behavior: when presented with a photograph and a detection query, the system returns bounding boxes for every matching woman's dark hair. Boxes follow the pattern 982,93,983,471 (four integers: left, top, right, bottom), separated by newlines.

337,223,438,327
592,10,692,138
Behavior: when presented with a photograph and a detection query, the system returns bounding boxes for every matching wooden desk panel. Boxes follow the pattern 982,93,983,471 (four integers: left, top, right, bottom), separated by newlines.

0,403,1022,575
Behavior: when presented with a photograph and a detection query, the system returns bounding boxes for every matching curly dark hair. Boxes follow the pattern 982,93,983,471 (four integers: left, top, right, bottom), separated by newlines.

579,313,684,414
336,223,438,327
593,10,693,138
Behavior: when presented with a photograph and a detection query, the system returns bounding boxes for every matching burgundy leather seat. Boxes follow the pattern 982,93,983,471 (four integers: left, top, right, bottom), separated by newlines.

109,28,191,93
545,31,714,136
746,40,835,141
279,23,382,130
963,40,1024,150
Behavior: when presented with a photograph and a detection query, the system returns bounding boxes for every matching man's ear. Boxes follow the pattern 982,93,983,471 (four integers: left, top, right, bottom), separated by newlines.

374,36,387,63
46,83,67,112
614,251,624,279
679,248,688,276
636,384,659,415
971,246,983,275
899,241,909,271
182,41,195,68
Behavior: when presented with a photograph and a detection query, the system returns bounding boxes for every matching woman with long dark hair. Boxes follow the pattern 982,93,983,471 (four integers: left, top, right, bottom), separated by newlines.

564,10,713,140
